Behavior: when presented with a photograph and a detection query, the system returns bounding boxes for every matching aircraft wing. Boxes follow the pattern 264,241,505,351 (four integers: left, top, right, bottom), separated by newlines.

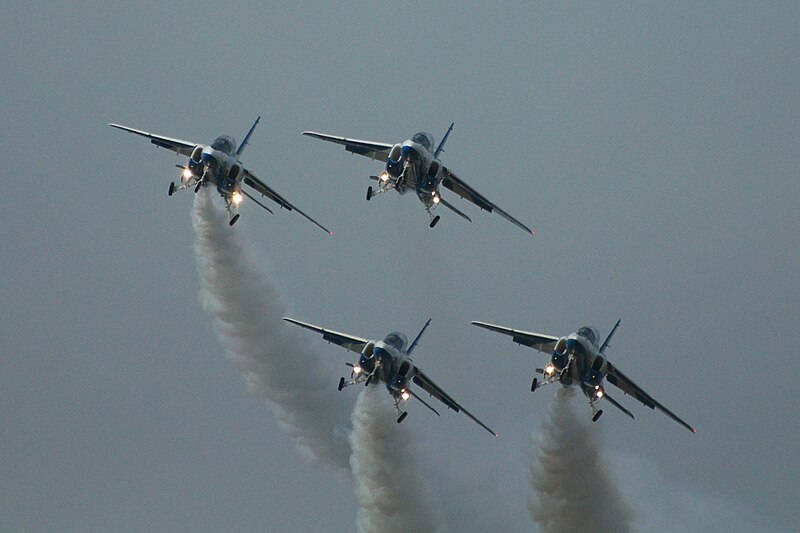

302,131,393,162
242,170,333,234
108,123,196,156
470,321,559,354
282,317,369,354
605,362,696,433
412,369,498,437
441,167,534,234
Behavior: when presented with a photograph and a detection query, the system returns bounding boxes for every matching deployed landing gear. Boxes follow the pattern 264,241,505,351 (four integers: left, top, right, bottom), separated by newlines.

592,410,604,422
531,378,538,392
365,374,373,386
229,214,240,226
429,215,440,228
168,182,176,196
194,180,203,193
366,186,373,201
338,377,345,391
396,412,408,424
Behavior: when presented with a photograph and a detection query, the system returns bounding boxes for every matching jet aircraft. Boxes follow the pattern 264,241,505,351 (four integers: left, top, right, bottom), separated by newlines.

283,317,498,437
109,117,331,232
303,124,534,233
471,320,695,432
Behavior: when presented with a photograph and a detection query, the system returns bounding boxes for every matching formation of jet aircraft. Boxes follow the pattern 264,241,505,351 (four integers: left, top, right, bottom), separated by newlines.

283,317,498,437
109,118,331,233
110,116,695,439
303,125,535,233
471,320,696,432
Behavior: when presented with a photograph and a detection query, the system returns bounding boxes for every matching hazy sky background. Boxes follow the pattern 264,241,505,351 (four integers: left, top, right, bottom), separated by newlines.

2,2,797,531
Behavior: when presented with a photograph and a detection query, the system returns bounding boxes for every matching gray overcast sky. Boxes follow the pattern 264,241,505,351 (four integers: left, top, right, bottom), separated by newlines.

2,2,797,531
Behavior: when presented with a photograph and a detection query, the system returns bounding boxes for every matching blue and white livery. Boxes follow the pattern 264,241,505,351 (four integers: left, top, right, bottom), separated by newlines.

471,320,696,432
283,317,497,437
109,117,331,233
302,124,534,233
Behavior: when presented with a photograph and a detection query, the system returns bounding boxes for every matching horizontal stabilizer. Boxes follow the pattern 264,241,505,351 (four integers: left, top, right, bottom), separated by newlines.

438,196,472,222
603,392,635,420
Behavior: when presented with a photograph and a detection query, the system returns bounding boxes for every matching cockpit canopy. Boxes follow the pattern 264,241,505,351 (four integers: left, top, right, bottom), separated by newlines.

577,326,600,347
383,332,408,352
411,132,434,152
211,135,236,155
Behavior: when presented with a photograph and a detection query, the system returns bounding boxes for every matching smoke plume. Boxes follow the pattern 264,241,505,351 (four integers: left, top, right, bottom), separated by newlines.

191,189,351,470
529,387,634,533
349,386,440,533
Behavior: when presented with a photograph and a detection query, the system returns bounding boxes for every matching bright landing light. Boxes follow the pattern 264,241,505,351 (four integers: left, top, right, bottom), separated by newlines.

401,390,410,401
232,192,243,205
352,365,362,374
182,168,193,179
379,171,390,182
432,195,440,204
545,364,555,375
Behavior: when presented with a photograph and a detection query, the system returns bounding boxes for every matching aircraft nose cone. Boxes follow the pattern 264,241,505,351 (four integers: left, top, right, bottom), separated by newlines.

401,145,421,160
201,148,217,165
566,338,579,353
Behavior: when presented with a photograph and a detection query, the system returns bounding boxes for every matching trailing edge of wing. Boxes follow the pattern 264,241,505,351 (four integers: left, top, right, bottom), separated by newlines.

302,131,393,161
470,321,559,353
605,362,696,433
243,171,333,234
441,168,535,235
282,317,369,354
108,123,196,156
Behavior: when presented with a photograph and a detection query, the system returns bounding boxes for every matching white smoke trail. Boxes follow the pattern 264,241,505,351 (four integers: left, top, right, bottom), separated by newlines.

191,189,351,470
529,387,634,533
349,386,440,533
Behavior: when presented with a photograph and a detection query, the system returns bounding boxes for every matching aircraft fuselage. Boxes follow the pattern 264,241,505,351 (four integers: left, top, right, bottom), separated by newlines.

385,133,443,208
549,327,608,402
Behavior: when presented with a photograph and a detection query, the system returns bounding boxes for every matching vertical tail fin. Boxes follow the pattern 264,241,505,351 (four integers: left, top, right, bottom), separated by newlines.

236,116,261,156
600,319,621,354
407,319,432,355
434,122,454,159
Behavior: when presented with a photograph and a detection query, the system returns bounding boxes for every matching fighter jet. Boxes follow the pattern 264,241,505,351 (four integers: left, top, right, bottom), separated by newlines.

109,117,331,232
283,317,498,437
471,320,695,432
303,124,534,233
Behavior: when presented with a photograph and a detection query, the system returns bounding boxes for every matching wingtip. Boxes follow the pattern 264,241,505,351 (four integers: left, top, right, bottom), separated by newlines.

531,229,536,235
494,433,500,439
328,230,335,236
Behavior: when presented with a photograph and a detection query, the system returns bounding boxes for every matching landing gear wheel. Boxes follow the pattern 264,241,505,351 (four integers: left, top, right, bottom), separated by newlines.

168,182,175,196
229,214,240,226
338,377,345,391
397,412,408,424
531,378,538,392
194,181,203,193
429,215,440,228
592,410,603,422
366,186,373,201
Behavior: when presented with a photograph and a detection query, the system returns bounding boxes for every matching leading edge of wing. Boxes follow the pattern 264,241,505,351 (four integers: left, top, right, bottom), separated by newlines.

441,168,535,235
282,317,369,354
470,321,559,353
605,363,696,433
411,370,498,438
108,123,196,156
242,171,333,235
302,131,393,161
